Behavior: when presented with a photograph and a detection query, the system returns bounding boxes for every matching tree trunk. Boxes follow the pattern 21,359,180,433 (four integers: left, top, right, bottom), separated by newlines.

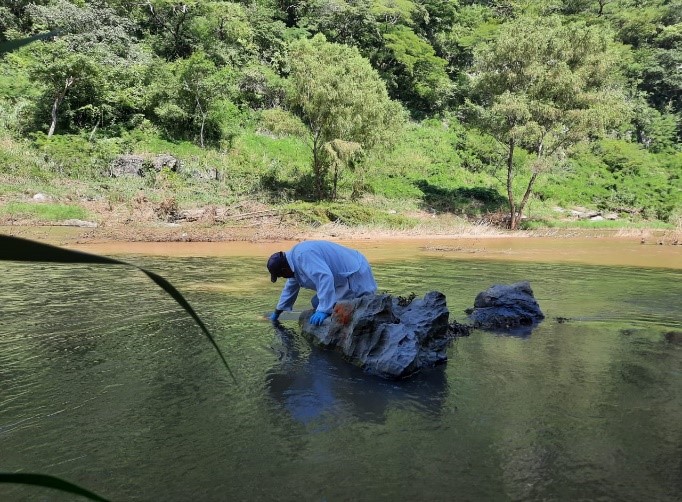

513,171,539,230
332,165,339,201
88,121,99,142
47,96,60,137
312,135,322,201
47,76,74,138
505,139,516,229
199,112,206,148
195,94,206,148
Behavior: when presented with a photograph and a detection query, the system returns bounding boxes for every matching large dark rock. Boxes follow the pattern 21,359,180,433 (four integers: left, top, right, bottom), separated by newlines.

299,291,452,379
466,281,544,333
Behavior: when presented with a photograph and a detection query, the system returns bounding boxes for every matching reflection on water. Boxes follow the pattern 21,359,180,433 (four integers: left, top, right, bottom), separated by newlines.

1,252,681,501
266,324,448,427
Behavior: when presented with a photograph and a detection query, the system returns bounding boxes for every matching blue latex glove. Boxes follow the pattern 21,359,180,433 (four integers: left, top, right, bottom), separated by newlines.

309,311,330,326
269,310,283,322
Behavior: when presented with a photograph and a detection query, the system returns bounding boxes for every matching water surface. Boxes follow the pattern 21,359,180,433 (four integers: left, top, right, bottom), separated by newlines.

1,238,680,501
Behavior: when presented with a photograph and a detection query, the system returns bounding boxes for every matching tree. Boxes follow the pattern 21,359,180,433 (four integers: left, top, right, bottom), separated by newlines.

23,0,141,136
28,41,103,137
381,25,453,114
177,52,236,147
147,52,238,146
469,16,629,229
135,0,201,60
186,1,255,66
287,34,404,200
324,139,364,200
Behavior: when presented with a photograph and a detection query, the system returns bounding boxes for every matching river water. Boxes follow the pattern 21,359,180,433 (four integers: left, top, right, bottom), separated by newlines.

1,237,681,501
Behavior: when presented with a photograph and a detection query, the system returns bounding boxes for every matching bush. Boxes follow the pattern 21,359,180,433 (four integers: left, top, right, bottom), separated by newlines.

31,133,119,179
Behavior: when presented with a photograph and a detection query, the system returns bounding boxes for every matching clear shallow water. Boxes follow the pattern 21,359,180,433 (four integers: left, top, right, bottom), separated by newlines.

1,254,681,501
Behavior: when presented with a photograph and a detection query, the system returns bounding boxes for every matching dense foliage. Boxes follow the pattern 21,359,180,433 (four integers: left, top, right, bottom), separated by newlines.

0,0,680,226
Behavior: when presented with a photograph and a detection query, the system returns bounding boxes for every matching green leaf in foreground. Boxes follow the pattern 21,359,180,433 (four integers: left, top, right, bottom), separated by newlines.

0,235,235,382
0,472,109,501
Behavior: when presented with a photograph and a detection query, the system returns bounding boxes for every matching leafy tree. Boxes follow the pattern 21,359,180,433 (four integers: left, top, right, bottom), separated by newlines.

27,0,136,56
147,53,238,146
28,40,103,137
299,0,451,113
437,4,498,69
299,0,383,54
134,0,202,60
630,95,678,153
238,65,287,110
242,2,289,72
469,16,629,229
287,34,404,200
324,139,364,200
21,0,143,136
177,52,238,147
382,25,453,114
612,1,682,141
188,1,257,67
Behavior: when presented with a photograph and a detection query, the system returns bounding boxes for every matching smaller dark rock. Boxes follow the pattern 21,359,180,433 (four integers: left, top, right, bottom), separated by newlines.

467,281,544,332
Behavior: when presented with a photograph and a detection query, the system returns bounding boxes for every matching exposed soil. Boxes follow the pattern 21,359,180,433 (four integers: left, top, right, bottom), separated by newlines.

2,192,680,251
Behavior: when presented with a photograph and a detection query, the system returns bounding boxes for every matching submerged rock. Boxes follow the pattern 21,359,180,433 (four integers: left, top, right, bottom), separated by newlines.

466,281,544,332
299,291,452,379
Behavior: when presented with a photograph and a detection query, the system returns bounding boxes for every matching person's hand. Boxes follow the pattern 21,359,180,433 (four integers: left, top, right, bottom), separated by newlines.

309,311,330,326
269,310,283,322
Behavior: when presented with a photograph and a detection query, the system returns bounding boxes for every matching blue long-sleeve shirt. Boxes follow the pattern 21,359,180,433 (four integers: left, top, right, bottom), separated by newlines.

275,240,377,314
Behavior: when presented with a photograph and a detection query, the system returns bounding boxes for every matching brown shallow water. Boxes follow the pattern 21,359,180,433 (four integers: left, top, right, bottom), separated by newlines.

69,236,681,269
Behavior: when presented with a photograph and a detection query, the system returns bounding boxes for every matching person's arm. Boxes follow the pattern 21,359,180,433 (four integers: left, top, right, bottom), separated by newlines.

305,254,336,314
276,277,300,311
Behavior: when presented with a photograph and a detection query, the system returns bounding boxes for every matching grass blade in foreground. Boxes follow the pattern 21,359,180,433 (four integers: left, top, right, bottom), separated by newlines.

0,473,109,502
0,235,235,381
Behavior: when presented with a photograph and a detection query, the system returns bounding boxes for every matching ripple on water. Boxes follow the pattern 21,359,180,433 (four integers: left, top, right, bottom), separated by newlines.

2,255,681,501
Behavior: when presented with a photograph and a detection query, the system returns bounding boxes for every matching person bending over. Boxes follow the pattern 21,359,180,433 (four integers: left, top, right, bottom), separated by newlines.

267,240,377,325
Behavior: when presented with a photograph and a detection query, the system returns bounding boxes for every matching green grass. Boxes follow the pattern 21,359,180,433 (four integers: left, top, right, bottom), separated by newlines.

1,202,88,221
285,201,419,228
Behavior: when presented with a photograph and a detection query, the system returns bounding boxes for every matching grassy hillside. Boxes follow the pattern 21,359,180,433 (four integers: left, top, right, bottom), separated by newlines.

1,119,679,232
1,0,680,232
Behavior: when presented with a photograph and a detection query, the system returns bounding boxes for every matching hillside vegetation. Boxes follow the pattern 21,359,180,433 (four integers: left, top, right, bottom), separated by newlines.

1,0,680,233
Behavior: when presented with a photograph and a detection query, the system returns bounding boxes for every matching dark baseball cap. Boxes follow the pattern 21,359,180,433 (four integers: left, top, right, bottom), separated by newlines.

267,251,287,282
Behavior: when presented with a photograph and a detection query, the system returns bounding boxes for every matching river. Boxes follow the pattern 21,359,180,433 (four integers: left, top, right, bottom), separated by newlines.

1,236,680,501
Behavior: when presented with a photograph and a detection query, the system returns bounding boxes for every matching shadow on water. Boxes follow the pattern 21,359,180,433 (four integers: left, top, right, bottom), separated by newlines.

479,321,543,339
265,323,449,427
